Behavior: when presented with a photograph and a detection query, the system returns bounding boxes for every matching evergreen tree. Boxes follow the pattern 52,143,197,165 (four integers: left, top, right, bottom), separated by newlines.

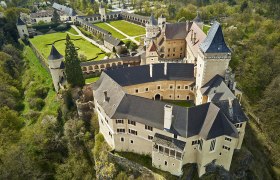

52,9,60,24
65,34,85,87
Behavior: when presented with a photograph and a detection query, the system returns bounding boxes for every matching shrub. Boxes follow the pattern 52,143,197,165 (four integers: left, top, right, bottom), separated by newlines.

29,98,45,111
34,86,49,99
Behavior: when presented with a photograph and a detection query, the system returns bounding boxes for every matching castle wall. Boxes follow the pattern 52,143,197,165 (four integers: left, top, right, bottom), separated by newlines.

17,25,29,39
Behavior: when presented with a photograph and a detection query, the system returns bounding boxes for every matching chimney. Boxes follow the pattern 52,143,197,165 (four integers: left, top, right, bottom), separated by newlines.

164,104,173,130
103,90,108,102
164,62,167,75
150,63,153,77
228,98,233,119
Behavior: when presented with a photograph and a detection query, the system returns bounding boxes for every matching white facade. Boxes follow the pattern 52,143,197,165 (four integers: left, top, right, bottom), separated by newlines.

16,24,29,39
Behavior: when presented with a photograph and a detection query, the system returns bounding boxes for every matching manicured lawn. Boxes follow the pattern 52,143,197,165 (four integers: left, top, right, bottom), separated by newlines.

163,100,194,107
67,27,79,35
85,76,99,84
94,22,126,39
30,32,105,61
203,25,211,34
108,20,145,36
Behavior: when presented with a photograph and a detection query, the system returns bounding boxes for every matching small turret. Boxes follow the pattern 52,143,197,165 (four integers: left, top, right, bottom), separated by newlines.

48,45,66,92
193,11,203,30
158,14,166,30
16,17,29,39
99,3,106,21
145,13,160,46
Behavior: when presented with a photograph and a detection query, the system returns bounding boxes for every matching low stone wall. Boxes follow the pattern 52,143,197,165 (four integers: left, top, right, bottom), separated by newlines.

29,41,50,73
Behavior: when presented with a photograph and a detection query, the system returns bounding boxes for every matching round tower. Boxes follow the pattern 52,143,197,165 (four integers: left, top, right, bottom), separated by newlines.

99,4,106,22
48,45,66,92
16,17,29,39
145,14,160,46
158,14,166,30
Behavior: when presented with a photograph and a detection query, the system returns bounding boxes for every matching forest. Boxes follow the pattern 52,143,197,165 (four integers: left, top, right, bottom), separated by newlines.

0,0,280,179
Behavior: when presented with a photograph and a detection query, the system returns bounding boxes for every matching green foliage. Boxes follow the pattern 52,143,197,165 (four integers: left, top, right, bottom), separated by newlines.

64,34,85,87
52,9,60,24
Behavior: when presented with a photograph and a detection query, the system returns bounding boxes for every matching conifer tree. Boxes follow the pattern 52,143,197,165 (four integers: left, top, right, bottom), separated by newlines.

52,9,60,24
65,34,85,87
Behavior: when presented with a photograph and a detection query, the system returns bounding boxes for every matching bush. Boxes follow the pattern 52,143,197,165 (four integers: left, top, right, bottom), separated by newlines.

29,98,45,111
34,86,49,99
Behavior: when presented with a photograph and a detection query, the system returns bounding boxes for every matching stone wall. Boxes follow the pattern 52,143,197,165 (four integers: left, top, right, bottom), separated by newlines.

29,41,50,73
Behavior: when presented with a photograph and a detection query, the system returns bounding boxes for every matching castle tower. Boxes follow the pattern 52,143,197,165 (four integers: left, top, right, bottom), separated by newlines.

195,21,231,105
158,14,166,30
99,4,106,22
16,17,29,39
145,40,159,64
193,11,203,30
145,14,160,46
48,45,67,92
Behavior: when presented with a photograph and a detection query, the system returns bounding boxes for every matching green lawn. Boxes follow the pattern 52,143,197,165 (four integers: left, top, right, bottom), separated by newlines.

30,32,105,61
94,22,126,39
108,20,146,36
163,100,194,107
67,27,79,35
85,76,99,84
203,25,211,34
22,46,60,121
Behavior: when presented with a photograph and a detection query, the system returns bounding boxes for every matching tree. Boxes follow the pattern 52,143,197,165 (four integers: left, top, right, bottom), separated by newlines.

52,9,60,24
64,34,85,87
168,4,176,19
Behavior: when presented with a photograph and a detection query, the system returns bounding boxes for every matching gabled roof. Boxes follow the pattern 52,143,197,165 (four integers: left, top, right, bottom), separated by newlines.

104,35,123,46
17,17,25,25
52,2,75,16
148,14,157,25
200,21,231,53
48,45,63,60
105,63,195,86
147,41,157,52
200,75,235,101
165,22,187,40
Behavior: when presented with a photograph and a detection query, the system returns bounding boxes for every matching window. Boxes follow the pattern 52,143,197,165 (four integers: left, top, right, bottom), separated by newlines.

145,88,149,92
173,54,175,56
173,48,175,52
105,118,108,123
135,89,139,93
101,119,104,124
185,85,189,90
176,152,182,160
154,144,158,150
148,135,153,140
199,139,203,151
128,120,136,126
177,85,181,89
116,119,124,124
130,140,134,144
117,128,125,133
109,131,112,137
223,145,230,151
120,137,124,142
168,48,170,52
192,140,199,145
177,95,180,98
169,85,173,89
145,125,153,131
235,123,243,128
169,95,172,98
165,161,168,166
164,148,169,156
128,129,137,135
170,149,175,157
157,85,161,90
225,137,232,142
159,146,164,153
174,134,177,139
210,139,216,152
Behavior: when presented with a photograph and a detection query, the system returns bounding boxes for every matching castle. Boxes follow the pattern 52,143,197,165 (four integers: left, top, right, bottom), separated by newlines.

19,6,248,176
91,15,248,177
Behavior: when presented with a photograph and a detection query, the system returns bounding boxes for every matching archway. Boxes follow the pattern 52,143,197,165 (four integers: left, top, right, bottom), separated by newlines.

154,94,161,101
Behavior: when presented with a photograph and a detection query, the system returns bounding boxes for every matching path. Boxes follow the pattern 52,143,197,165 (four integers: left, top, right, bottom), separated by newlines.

71,25,110,53
105,23,140,45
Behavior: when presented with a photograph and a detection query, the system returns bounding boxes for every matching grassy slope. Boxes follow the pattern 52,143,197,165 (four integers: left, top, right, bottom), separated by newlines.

94,22,126,39
108,20,145,36
85,77,99,84
30,32,105,61
68,27,79,35
22,46,60,119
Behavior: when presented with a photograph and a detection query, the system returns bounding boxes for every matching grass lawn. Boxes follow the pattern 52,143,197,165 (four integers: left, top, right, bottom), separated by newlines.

67,27,79,35
85,76,99,84
30,32,105,61
94,22,126,39
163,100,194,107
22,46,60,121
115,151,177,180
203,25,211,34
108,20,145,36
